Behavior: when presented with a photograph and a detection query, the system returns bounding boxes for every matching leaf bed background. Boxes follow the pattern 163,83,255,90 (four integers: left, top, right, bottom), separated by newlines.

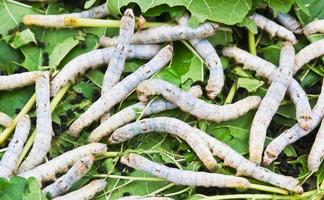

0,0,323,199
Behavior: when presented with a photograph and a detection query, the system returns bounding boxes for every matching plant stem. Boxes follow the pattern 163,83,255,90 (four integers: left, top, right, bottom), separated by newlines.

224,81,237,104
249,183,288,195
147,183,175,196
248,30,257,55
102,151,120,158
0,94,36,144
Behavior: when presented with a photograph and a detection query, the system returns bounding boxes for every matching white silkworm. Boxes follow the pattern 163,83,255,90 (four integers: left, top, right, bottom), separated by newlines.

294,39,324,74
121,153,250,189
52,179,106,200
99,22,218,46
18,72,53,173
0,112,13,127
303,19,324,36
263,79,324,166
136,79,261,122
249,42,294,164
308,119,324,172
50,45,161,96
23,4,108,28
68,45,173,136
109,117,217,171
101,9,135,95
43,156,94,198
88,85,202,143
0,115,30,179
18,143,107,184
118,197,173,200
250,13,297,44
0,71,44,91
222,46,312,130
276,13,302,34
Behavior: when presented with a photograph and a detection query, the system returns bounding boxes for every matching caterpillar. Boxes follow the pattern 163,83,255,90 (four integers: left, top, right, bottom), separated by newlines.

0,71,44,91
303,19,324,36
308,119,324,172
276,13,302,34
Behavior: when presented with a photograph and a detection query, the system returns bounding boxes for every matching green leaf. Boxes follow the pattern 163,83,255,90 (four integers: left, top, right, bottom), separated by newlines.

85,69,104,88
267,0,294,16
261,43,282,66
49,37,79,67
0,40,23,73
237,17,258,34
295,0,324,25
84,0,97,9
22,178,47,200
0,176,28,200
9,29,37,49
237,77,264,92
181,56,204,84
73,81,97,99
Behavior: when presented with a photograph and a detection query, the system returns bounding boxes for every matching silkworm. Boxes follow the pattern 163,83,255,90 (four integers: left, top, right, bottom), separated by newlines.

250,13,297,44
23,4,108,28
18,143,107,184
0,112,13,127
308,119,324,172
117,197,173,200
68,45,173,136
136,79,261,122
249,42,295,164
222,46,312,130
294,39,324,74
121,153,250,189
101,9,135,95
88,85,202,143
276,13,302,34
0,115,30,179
303,19,324,36
50,45,161,96
263,79,324,166
43,156,94,198
109,117,217,171
99,22,218,46
0,71,44,91
52,179,106,200
18,72,53,173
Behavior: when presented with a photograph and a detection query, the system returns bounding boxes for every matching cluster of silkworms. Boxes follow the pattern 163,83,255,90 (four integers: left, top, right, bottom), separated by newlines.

0,3,323,199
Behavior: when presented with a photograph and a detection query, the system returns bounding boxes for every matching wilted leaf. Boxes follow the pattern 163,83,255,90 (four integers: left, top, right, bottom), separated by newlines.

9,29,37,49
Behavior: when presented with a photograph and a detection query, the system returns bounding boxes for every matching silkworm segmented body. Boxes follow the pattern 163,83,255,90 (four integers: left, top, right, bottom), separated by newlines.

23,4,108,28
121,154,250,188
0,112,13,127
18,72,53,173
0,71,44,91
18,143,107,184
43,156,94,198
276,13,302,34
222,46,312,130
52,179,106,200
249,42,294,164
308,119,324,172
250,13,297,44
99,22,218,46
88,85,202,143
136,79,261,122
50,45,161,96
303,19,324,36
101,9,135,95
294,39,324,74
68,45,173,136
109,117,217,171
0,115,30,179
263,79,324,166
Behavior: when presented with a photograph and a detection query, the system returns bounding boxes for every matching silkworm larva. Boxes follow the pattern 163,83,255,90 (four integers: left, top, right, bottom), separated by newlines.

117,197,173,200
109,117,217,171
0,71,44,91
23,4,108,28
88,85,202,143
43,156,94,198
250,13,297,44
0,112,13,127
276,13,302,34
303,19,324,36
294,39,324,74
68,45,173,136
101,9,135,95
52,179,106,200
99,22,218,46
249,42,294,164
18,143,107,184
50,45,161,96
308,119,324,172
136,79,261,122
263,79,324,166
0,115,30,179
222,46,312,130
18,72,53,173
121,153,250,189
